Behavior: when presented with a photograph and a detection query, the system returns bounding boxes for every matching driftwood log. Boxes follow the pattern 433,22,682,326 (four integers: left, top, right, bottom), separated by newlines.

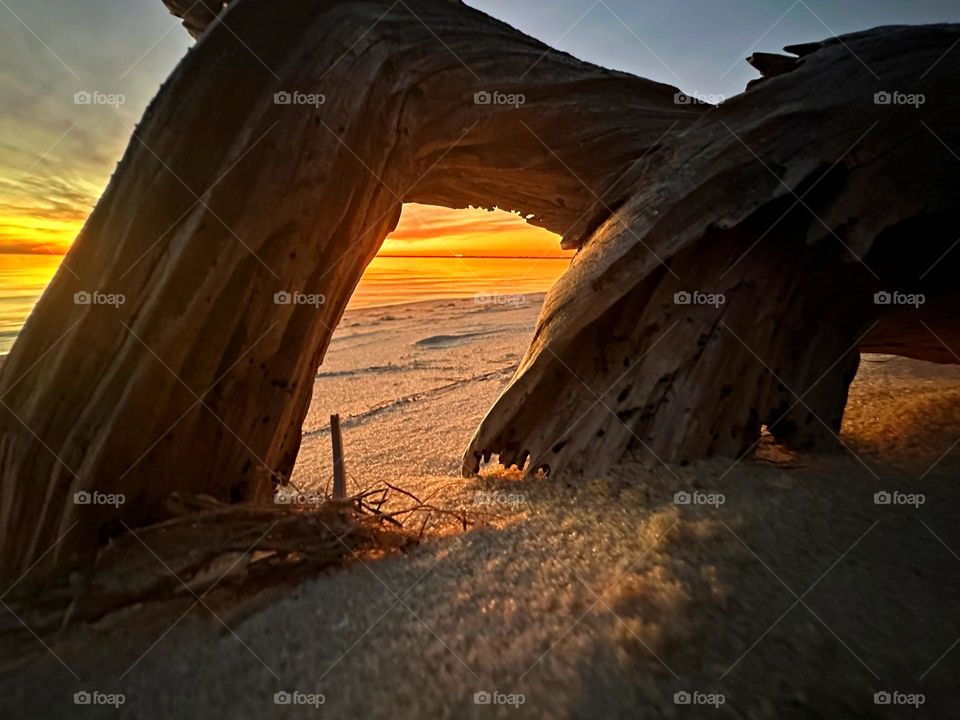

0,0,957,579
466,26,960,477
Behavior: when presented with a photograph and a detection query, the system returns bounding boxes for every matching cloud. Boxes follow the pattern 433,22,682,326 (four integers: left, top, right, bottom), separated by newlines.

0,0,189,255
0,240,67,255
0,4,568,259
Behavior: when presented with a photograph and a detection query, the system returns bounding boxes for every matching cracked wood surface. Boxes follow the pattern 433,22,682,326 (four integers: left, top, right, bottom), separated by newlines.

0,1,957,579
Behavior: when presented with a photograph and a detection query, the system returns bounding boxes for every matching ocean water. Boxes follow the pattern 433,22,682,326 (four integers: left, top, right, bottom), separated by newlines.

0,255,569,354
350,256,569,308
0,254,64,355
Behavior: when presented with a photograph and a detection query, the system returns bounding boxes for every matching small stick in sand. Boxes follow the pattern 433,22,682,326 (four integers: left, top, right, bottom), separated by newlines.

331,414,347,500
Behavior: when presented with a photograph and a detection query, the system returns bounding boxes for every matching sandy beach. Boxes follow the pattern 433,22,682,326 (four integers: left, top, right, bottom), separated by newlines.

2,294,959,718
293,293,542,499
3,1,960,718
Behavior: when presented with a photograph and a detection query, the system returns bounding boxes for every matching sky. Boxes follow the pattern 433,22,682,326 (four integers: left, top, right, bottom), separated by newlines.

2,0,959,258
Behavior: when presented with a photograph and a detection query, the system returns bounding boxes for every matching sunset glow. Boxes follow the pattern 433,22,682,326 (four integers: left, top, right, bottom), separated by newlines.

382,204,567,258
0,213,86,255
0,202,567,259
0,199,568,353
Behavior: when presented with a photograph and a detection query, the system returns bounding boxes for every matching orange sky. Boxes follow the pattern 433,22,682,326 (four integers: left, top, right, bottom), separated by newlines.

0,0,566,263
381,204,567,258
0,151,105,255
0,199,568,260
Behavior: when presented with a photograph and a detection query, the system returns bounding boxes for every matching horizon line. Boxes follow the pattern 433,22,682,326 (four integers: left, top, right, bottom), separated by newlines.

1,251,573,260
377,254,572,259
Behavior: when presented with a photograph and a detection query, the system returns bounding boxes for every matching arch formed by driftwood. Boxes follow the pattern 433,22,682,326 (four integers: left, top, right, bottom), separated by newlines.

0,0,958,579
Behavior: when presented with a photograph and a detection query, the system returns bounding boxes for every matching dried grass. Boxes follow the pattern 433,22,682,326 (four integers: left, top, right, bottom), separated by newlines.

1,484,470,638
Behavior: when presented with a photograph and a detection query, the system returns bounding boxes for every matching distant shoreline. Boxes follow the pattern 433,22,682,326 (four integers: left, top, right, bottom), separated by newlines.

0,293,551,358
0,254,568,354
347,290,547,311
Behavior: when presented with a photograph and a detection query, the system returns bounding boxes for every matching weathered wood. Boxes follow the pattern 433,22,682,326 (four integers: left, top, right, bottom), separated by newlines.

0,1,958,580
747,52,798,79
162,0,228,38
464,24,960,477
330,414,346,500
0,0,697,579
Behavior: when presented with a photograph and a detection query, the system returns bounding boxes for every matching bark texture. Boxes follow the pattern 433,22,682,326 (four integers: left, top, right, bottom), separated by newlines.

0,0,696,578
0,0,958,579
464,24,960,477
